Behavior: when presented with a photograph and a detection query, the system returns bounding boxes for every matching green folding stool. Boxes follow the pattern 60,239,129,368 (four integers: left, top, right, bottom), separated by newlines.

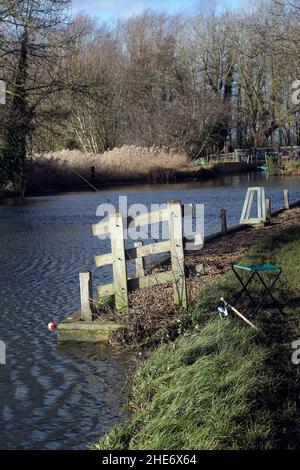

232,263,283,317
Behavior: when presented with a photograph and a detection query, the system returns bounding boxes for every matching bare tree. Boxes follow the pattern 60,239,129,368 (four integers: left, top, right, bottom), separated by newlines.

0,0,73,196
65,18,125,153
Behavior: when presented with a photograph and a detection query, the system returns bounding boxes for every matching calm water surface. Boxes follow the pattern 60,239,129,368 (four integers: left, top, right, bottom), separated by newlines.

0,172,300,449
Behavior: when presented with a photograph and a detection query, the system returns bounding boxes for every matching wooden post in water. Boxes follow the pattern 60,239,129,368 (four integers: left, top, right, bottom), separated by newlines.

79,271,93,321
220,209,227,235
90,166,95,184
0,339,5,365
168,200,187,309
284,189,290,210
110,212,129,314
265,197,272,221
134,241,145,277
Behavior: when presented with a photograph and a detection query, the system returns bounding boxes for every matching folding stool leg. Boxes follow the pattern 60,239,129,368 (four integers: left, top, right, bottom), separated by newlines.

253,271,284,315
232,267,257,308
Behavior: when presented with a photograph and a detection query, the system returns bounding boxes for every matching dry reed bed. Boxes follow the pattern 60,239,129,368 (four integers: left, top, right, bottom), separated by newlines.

27,146,193,192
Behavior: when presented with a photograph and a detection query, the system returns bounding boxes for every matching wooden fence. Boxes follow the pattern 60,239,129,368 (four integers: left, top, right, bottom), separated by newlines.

91,199,203,315
203,146,300,166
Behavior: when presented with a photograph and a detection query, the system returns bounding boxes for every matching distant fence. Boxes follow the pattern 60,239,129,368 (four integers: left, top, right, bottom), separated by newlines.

201,146,300,166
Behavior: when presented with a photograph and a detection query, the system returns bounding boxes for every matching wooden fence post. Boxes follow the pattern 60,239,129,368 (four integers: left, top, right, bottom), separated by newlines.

284,189,290,210
134,241,145,277
265,197,272,221
110,212,129,314
168,200,187,309
220,209,227,235
79,271,93,321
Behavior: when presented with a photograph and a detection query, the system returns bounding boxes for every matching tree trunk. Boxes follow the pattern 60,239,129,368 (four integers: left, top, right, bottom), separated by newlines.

1,30,30,197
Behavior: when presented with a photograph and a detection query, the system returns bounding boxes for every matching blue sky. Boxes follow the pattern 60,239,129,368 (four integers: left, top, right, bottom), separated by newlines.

71,0,246,22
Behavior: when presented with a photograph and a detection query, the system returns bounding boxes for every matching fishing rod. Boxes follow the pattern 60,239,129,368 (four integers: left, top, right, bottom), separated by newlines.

219,297,258,330
195,270,258,330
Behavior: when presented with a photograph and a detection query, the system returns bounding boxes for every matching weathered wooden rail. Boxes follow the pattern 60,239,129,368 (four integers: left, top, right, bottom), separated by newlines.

91,200,204,314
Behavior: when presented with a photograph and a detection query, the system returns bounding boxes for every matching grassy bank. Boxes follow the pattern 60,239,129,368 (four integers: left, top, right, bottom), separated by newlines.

266,157,300,176
95,226,300,450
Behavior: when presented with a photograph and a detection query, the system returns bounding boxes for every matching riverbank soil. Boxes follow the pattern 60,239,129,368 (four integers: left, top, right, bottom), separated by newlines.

95,223,300,450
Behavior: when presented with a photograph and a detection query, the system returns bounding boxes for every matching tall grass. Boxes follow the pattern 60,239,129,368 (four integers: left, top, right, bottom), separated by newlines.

283,159,300,175
266,154,281,175
26,146,192,193
97,321,275,450
95,226,300,450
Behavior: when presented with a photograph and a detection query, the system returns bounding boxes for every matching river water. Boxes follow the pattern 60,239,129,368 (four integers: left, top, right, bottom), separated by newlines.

0,172,300,449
